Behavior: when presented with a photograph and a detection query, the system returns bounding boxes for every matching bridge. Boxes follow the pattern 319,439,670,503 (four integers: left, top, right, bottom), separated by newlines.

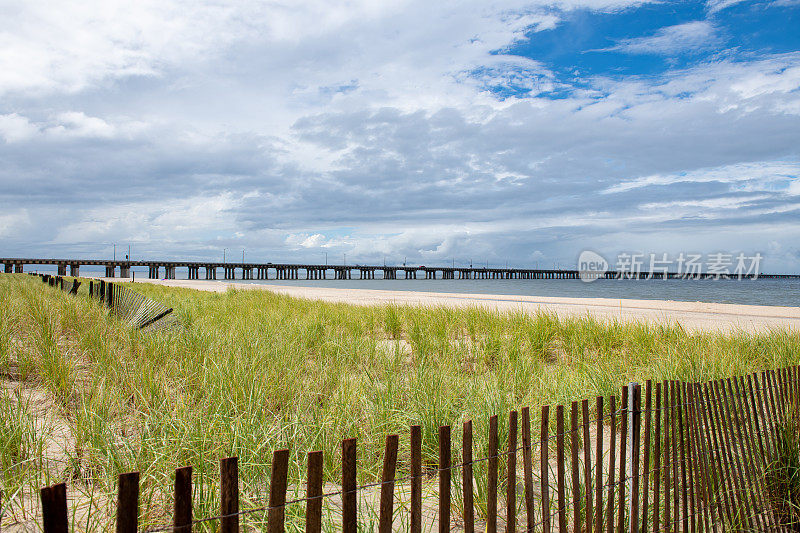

2,257,799,280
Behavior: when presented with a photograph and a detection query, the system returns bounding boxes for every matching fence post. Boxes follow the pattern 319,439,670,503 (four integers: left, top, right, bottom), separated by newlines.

570,401,580,532
582,399,593,533
40,483,68,533
220,457,239,533
640,381,652,533
507,411,517,533
410,426,422,533
594,397,604,533
174,466,192,532
116,472,140,533
628,383,641,533
305,451,324,533
439,425,451,533
463,420,475,533
342,438,357,533
606,395,617,533
268,449,290,533
540,406,551,533
617,386,628,533
488,415,498,533
521,408,535,533
379,435,398,533
556,405,566,533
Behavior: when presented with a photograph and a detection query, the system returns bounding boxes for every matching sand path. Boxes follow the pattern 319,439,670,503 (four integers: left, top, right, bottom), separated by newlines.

96,278,800,333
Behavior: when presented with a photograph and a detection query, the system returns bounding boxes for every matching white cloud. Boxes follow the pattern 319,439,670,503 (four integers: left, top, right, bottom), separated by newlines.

705,0,748,14
604,162,800,194
0,113,38,142
599,21,720,55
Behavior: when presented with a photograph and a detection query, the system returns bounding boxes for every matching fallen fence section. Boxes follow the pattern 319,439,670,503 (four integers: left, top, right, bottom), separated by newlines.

29,364,800,532
33,273,178,331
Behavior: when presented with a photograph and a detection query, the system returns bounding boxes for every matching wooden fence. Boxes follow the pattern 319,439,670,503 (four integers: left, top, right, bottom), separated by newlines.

26,366,800,532
34,273,177,330
20,274,800,531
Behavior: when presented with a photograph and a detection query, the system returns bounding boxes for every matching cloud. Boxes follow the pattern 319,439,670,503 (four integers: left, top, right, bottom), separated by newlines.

705,0,748,14
604,161,800,194
598,21,721,55
0,114,37,143
1,1,800,271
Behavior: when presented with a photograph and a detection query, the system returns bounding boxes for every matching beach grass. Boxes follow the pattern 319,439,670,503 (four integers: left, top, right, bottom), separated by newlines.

1,273,799,531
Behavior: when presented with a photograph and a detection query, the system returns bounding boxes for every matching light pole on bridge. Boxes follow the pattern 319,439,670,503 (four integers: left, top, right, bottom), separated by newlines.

223,248,227,264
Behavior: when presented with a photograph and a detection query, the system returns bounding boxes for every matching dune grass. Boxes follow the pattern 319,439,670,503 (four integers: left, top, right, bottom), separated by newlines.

1,273,799,531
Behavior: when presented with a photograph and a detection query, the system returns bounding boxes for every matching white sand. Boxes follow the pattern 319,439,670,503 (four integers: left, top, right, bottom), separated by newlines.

97,277,800,333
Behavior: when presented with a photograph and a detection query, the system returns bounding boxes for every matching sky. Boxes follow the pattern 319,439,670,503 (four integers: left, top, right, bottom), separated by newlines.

1,0,799,272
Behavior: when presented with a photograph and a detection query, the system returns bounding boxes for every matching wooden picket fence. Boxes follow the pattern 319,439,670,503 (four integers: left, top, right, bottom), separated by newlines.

26,366,800,532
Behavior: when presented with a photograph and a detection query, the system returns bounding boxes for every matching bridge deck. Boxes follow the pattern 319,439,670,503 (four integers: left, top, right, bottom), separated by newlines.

1,257,797,280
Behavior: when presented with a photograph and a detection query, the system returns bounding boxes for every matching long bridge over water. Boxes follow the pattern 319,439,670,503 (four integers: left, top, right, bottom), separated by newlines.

2,257,799,280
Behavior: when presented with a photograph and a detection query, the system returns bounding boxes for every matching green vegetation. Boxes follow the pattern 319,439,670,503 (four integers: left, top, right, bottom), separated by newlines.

1,273,799,530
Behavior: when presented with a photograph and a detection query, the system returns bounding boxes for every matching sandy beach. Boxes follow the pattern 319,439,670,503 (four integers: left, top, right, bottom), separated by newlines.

92,277,800,333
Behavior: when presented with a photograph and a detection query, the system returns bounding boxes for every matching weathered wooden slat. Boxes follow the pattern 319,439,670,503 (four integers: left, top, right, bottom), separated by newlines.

40,483,68,533
570,401,580,533
463,420,475,533
521,407,535,533
616,386,628,533
542,405,552,533
342,438,357,533
220,457,239,533
439,426,451,533
582,399,593,533
507,410,517,533
594,397,604,533
305,451,324,533
605,395,617,533
174,466,193,532
117,472,140,533
651,383,661,533
557,405,567,533
268,449,290,533
677,384,688,533
639,381,652,533
489,414,499,533
629,384,641,533
411,425,422,533
379,435,399,533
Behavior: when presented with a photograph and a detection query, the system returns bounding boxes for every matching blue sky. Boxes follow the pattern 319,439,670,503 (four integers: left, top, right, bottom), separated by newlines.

1,0,799,271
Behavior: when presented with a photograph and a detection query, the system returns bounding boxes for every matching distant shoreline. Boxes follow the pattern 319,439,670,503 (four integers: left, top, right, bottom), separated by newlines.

92,277,800,333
